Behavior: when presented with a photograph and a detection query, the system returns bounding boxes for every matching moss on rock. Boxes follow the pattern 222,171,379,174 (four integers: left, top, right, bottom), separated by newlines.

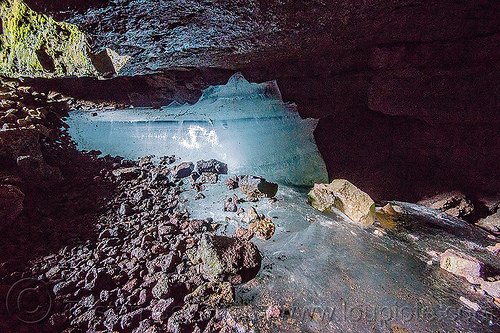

0,0,97,77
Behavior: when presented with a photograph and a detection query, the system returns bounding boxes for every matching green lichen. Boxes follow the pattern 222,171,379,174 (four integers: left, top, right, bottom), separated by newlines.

0,0,97,77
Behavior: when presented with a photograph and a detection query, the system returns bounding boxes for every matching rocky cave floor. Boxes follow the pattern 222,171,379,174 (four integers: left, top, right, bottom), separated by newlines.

0,77,275,333
1,76,500,333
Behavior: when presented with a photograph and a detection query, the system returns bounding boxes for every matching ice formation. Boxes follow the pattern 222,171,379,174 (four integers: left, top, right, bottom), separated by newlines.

67,73,328,186
180,178,499,332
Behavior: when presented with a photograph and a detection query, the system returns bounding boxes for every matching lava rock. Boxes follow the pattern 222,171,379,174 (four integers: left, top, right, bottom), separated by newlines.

233,227,254,241
184,281,234,307
249,218,275,240
238,175,278,199
153,253,179,273
112,167,140,181
418,191,476,221
53,280,76,296
84,268,114,291
171,162,194,179
152,274,171,299
223,197,237,212
196,159,228,174
189,234,261,284
121,308,150,331
198,172,218,184
119,202,132,216
151,297,175,321
224,176,239,190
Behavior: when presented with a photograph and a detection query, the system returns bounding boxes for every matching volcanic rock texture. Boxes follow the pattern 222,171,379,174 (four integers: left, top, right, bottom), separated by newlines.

20,0,500,201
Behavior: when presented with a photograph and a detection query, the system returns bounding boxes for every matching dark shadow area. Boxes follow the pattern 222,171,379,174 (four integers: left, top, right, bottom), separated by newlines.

315,111,500,202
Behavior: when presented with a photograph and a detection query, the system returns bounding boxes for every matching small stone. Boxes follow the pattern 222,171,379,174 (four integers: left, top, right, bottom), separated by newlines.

249,218,275,240
487,243,500,255
194,193,206,200
153,254,179,273
224,176,239,190
480,280,500,298
266,305,280,319
241,206,259,223
233,227,254,241
152,275,171,299
198,172,218,184
223,197,237,212
440,249,484,280
121,308,150,331
184,282,234,307
151,298,175,321
459,296,481,311
375,203,399,229
112,167,140,181
119,202,132,216
131,247,147,260
477,211,500,234
53,281,76,296
160,155,176,165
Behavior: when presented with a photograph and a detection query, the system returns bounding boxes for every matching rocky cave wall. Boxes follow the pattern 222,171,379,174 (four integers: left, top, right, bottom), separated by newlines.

8,0,500,201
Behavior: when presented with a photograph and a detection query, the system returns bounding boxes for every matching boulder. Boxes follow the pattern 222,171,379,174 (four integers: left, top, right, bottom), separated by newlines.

439,249,484,280
189,234,261,284
196,159,228,175
238,175,278,199
476,211,500,234
308,179,376,226
0,184,24,225
171,162,194,179
418,191,475,221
